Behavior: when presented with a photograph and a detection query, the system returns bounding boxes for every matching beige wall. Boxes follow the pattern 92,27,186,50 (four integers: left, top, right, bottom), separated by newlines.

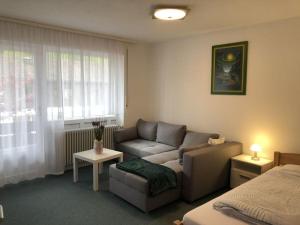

150,18,300,159
124,43,154,127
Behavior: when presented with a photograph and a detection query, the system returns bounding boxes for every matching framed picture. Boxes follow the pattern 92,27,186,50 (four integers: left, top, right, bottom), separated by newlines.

211,41,248,95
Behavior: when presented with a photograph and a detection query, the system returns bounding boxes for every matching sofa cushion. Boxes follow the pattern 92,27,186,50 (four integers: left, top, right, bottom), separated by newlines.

118,139,176,157
181,131,219,147
114,127,138,144
156,121,186,147
143,150,179,165
136,119,157,141
161,160,183,175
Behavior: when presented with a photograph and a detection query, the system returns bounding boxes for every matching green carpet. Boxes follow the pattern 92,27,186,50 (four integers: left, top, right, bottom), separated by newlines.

0,161,227,225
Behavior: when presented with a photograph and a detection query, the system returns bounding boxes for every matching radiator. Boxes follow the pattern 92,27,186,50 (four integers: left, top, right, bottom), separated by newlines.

64,125,120,169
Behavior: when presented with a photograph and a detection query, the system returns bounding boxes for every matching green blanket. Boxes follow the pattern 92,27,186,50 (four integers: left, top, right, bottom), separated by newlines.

116,159,177,196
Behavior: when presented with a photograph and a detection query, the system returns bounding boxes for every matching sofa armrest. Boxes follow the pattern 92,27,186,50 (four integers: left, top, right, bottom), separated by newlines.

182,142,242,202
113,127,138,144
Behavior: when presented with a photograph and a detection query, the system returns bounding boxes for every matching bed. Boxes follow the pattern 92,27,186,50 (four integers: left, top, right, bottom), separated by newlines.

178,152,300,225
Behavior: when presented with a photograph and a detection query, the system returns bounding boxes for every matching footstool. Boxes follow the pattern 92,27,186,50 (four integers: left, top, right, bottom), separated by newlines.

109,151,182,212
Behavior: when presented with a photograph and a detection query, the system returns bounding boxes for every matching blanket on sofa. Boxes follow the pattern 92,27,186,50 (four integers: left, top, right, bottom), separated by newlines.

213,165,300,225
116,159,177,196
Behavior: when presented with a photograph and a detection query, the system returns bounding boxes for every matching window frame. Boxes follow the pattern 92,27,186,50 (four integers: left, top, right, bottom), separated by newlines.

63,115,118,130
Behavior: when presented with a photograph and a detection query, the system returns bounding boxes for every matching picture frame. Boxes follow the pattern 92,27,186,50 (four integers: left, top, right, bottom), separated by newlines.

211,41,248,95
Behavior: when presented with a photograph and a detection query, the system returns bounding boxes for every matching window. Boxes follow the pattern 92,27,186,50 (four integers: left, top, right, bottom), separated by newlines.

0,50,36,124
45,48,124,125
0,49,37,147
0,20,125,187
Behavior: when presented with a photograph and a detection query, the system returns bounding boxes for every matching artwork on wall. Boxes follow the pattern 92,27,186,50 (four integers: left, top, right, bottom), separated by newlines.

211,41,248,95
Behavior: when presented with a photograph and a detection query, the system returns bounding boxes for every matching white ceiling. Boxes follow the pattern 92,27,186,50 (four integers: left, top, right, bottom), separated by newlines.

0,0,300,43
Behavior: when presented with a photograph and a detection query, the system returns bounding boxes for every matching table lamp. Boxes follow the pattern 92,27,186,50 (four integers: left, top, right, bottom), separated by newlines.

250,144,261,161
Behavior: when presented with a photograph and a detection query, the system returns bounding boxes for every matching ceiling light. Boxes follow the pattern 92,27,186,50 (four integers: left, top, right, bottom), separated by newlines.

153,8,188,21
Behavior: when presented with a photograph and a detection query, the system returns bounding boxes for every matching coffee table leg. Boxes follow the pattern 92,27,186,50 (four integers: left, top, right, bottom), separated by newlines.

98,163,103,174
0,204,4,221
73,156,78,183
93,163,99,191
119,155,123,162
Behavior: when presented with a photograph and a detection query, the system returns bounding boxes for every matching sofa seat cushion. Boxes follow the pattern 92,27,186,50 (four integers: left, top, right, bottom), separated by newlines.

156,121,187,147
161,160,183,175
118,139,176,157
109,160,182,195
143,150,179,165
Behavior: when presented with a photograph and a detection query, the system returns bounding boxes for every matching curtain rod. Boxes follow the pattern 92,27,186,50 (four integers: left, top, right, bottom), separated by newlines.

0,16,136,44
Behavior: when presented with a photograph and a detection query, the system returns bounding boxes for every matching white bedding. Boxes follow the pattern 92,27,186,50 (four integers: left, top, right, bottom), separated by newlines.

183,195,247,225
183,165,300,225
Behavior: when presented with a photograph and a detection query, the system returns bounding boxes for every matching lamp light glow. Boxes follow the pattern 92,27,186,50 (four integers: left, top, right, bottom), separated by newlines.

250,144,262,161
153,8,187,20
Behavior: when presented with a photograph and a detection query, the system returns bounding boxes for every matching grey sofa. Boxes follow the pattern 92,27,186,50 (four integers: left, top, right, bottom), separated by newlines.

109,119,242,212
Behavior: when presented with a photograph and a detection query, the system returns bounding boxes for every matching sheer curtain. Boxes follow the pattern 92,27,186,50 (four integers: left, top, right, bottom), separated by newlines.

0,21,125,187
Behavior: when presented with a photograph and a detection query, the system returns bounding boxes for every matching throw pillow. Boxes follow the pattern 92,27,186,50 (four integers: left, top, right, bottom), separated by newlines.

156,121,187,147
136,119,158,141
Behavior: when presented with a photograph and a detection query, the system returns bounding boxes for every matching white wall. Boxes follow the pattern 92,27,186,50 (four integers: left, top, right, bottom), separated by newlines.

124,43,154,127
150,18,300,159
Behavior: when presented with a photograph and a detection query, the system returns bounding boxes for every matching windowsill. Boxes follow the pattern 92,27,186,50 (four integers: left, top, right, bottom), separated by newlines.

64,115,117,130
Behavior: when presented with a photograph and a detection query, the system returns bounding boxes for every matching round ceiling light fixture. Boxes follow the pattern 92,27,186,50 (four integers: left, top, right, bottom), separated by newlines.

153,7,188,21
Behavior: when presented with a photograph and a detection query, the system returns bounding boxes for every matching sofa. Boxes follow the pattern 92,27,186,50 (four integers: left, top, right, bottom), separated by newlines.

109,119,242,212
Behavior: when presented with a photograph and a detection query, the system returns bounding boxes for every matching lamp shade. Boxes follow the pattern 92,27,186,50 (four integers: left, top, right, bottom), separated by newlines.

250,144,262,152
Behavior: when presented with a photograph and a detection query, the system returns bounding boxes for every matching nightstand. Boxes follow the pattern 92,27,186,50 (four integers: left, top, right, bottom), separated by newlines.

230,154,273,188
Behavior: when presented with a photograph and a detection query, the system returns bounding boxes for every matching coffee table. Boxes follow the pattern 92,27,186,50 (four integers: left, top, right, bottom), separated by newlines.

73,148,123,191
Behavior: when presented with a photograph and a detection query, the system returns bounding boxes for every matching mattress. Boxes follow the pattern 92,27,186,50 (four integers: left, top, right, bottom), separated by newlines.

183,191,247,225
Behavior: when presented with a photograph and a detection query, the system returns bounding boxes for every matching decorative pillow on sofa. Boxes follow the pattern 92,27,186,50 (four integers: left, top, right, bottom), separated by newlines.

136,119,158,141
156,121,187,147
114,127,138,144
179,143,209,165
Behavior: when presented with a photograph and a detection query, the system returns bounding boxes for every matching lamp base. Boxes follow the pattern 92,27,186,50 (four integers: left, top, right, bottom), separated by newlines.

251,152,260,161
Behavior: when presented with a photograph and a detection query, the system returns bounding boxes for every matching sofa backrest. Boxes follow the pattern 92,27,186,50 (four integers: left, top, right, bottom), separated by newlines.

136,119,158,141
156,121,187,147
181,131,219,147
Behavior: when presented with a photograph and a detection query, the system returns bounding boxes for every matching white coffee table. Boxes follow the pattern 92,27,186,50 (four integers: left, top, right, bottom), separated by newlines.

73,148,123,191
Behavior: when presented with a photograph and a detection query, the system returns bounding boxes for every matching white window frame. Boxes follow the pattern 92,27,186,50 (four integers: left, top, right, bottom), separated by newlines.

63,114,118,130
